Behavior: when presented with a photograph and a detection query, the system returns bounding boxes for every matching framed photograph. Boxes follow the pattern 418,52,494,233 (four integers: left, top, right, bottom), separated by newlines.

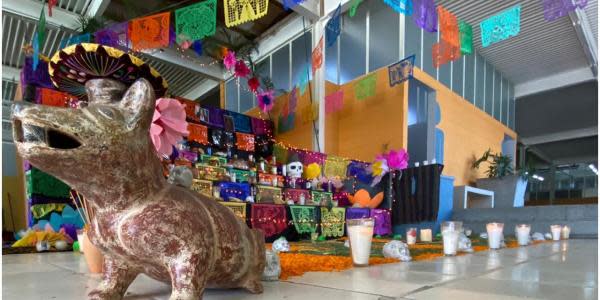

223,115,235,132
199,108,210,123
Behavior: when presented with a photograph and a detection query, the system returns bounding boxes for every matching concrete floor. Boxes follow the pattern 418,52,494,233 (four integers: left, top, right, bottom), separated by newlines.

2,239,597,299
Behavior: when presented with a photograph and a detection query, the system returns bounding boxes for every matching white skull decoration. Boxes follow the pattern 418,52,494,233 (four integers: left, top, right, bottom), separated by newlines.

286,161,304,178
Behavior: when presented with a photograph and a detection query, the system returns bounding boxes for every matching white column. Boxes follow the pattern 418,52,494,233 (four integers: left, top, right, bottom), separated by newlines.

313,18,327,153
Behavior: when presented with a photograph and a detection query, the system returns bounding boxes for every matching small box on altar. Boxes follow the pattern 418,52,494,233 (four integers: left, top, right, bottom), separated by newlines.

218,201,247,220
200,155,227,167
310,191,333,206
256,185,284,204
195,163,227,181
230,169,255,183
284,188,311,205
258,173,284,187
191,179,213,197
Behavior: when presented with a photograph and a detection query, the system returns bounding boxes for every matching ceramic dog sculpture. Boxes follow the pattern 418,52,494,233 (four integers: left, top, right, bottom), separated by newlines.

12,78,265,300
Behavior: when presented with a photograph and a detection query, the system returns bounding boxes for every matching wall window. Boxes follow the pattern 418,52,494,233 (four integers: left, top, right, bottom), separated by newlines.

493,69,502,121
369,0,399,72
475,54,485,109
225,79,238,112
452,57,464,98
340,5,367,83
464,53,475,104
272,44,291,92
484,61,494,115
404,14,422,70
291,30,313,87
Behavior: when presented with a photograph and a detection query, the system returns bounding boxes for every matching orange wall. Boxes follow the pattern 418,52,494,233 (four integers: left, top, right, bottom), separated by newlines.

412,68,517,186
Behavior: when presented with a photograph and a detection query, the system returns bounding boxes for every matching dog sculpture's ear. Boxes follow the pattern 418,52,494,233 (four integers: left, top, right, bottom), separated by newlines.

119,79,156,130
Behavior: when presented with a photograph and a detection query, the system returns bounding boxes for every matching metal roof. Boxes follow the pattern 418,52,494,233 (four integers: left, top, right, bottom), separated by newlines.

436,0,597,85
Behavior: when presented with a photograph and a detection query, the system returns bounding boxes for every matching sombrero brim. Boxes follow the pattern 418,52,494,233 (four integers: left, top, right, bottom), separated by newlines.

49,43,168,100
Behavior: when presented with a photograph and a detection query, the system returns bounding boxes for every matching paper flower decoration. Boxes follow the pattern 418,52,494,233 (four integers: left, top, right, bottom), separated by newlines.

258,90,275,112
150,98,189,157
234,59,250,78
386,149,409,170
248,77,260,93
223,50,236,70
370,158,389,186
348,189,384,208
305,163,322,180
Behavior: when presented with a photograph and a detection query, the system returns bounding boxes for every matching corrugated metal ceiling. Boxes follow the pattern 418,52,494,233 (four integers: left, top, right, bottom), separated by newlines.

1,11,208,98
436,0,597,85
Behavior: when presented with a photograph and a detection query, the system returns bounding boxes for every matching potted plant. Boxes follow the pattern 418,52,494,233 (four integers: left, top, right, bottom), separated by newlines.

472,149,528,208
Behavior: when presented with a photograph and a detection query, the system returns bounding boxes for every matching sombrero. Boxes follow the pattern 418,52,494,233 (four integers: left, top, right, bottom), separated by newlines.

49,43,168,100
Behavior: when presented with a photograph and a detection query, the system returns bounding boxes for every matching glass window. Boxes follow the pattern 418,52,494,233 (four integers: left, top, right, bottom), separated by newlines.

502,78,509,125
239,78,255,112
325,36,339,84
422,30,436,78
464,53,475,104
485,62,494,116
438,58,451,88
225,79,238,112
493,70,502,121
291,30,312,87
475,54,485,110
340,6,367,83
369,0,399,72
452,57,464,98
272,44,290,92
404,14,422,70
255,58,270,80
509,85,515,129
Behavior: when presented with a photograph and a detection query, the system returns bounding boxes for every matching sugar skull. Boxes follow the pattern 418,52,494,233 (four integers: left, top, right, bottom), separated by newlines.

286,161,303,178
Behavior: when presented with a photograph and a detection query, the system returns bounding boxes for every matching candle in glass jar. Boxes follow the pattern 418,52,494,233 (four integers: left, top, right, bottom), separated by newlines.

486,223,504,249
515,224,531,246
282,166,287,177
347,218,375,266
420,229,432,242
441,221,462,256
561,225,570,240
550,225,562,241
406,228,417,245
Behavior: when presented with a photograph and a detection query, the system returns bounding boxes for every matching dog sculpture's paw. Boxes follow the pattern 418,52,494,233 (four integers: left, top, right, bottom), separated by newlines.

243,279,264,294
88,288,123,300
168,290,201,300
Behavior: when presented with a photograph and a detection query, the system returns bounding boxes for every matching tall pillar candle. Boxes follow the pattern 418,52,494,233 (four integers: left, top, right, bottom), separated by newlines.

486,223,504,249
550,225,562,241
561,225,571,240
347,218,375,266
406,228,417,245
441,221,462,256
515,224,531,246
420,229,432,242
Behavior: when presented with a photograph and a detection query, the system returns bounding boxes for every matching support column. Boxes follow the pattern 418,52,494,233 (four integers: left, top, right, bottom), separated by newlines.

549,164,556,205
313,18,326,153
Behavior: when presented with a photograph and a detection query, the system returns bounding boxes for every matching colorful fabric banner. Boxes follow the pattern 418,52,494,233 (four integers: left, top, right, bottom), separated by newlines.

289,205,318,234
383,0,412,15
284,189,311,204
289,87,298,113
432,40,461,68
32,33,40,71
278,113,296,134
325,90,344,114
543,0,588,21
59,33,91,49
349,0,363,17
129,12,171,51
413,0,437,32
224,0,269,27
256,186,284,204
219,182,251,201
273,144,289,165
48,0,57,17
354,73,377,100
175,0,217,42
324,156,349,179
37,7,46,47
22,57,53,88
388,55,415,86
36,88,74,107
325,4,341,48
191,179,212,196
480,5,521,47
370,209,392,236
235,132,255,152
187,123,209,144
250,203,287,238
228,111,252,133
312,37,323,75
459,20,473,55
283,0,305,10
346,207,370,220
320,207,346,237
310,191,332,206
438,6,459,48
251,118,274,136
298,65,310,95
219,201,247,220
299,150,326,166
95,22,129,50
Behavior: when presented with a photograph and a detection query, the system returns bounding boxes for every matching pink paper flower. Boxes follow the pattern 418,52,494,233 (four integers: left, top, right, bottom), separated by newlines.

386,149,409,170
234,59,251,78
223,50,236,70
258,90,275,112
150,98,189,157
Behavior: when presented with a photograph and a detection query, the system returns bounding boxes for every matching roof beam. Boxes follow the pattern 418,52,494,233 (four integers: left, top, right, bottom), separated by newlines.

2,0,80,30
142,49,225,81
2,66,21,81
520,126,598,146
275,0,320,21
514,67,595,98
180,79,220,100
84,0,111,18
569,8,598,77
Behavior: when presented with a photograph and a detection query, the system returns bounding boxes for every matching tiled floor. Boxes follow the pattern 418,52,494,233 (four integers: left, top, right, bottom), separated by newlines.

3,239,597,299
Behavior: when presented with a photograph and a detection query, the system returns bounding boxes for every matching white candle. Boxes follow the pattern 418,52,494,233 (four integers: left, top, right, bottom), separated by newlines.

561,225,571,240
420,229,432,242
515,224,531,246
272,177,278,187
487,223,504,249
551,225,562,241
441,221,462,256
347,218,374,266
282,166,287,177
406,228,417,245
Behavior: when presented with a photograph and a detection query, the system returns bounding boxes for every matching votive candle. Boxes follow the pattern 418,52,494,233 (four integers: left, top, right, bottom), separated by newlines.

420,229,432,242
515,224,531,246
406,228,417,245
551,225,562,241
486,222,504,249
